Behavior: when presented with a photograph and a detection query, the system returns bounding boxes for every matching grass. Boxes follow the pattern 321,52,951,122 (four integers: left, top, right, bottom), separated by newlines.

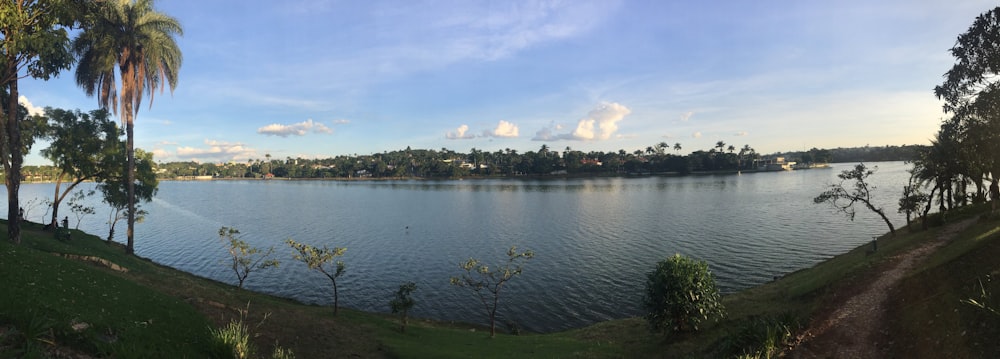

0,222,212,357
886,214,1000,358
1,206,999,357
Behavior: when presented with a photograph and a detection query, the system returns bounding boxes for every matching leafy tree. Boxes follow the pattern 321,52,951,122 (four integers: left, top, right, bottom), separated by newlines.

389,282,417,333
285,239,347,315
814,163,897,237
73,0,182,254
98,148,156,243
39,107,121,227
643,254,724,336
449,246,534,338
934,7,1000,214
217,227,279,289
0,0,81,243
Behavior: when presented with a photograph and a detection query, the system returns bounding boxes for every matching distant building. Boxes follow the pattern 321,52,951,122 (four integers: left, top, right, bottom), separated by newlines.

759,157,795,171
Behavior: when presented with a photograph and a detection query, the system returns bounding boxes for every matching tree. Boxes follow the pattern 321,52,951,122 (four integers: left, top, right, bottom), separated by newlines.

389,282,417,333
449,246,534,338
66,189,94,229
20,197,46,223
98,148,156,243
217,226,279,289
814,163,897,237
643,254,724,337
265,153,271,175
715,140,726,154
934,7,1000,214
0,0,80,243
73,0,182,254
899,168,929,228
39,107,120,228
286,239,347,315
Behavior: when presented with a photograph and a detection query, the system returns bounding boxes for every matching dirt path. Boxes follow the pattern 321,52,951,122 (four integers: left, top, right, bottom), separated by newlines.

787,218,977,358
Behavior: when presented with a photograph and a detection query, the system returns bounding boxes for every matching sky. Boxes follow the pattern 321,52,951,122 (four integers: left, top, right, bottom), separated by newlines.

17,0,999,165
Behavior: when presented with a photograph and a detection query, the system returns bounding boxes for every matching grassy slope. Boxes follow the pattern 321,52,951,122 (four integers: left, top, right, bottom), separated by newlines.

0,222,212,357
887,217,1000,357
1,207,999,358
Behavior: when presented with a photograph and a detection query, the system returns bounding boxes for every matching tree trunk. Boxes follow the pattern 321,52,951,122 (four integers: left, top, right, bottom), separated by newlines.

874,208,896,237
991,174,999,214
946,179,954,210
126,119,136,255
489,304,497,338
49,173,84,229
332,278,339,316
6,79,21,244
922,185,939,230
50,173,62,228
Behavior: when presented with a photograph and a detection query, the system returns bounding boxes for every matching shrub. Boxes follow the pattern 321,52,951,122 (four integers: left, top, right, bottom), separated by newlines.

389,282,417,333
724,315,798,359
642,253,724,336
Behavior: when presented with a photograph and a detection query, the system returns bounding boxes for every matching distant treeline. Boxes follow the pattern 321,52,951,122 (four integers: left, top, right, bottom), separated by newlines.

18,143,925,182
773,145,925,164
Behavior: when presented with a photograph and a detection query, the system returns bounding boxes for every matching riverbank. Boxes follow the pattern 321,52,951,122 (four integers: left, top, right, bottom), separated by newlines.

1,204,998,357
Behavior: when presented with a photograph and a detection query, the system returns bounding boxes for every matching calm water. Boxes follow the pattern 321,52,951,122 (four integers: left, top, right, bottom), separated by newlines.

8,161,912,333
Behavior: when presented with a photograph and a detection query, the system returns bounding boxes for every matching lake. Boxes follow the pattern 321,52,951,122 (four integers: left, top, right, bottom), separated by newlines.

7,161,913,333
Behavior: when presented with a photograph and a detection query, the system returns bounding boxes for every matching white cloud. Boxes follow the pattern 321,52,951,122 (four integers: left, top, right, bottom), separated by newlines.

483,120,519,138
18,96,43,116
680,111,694,122
176,140,256,160
532,102,631,141
332,119,351,125
692,131,702,138
257,119,333,137
735,131,748,137
446,124,475,139
151,148,171,160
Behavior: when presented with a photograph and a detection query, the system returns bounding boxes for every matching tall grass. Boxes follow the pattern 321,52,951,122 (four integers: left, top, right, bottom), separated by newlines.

207,303,294,359
724,315,798,359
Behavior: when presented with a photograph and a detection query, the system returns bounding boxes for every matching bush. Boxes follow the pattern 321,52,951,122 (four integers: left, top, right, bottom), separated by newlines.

642,254,724,336
724,315,798,359
389,282,417,333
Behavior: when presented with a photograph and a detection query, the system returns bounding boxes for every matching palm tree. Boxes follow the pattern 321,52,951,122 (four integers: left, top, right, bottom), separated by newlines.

74,0,182,254
673,143,682,153
656,142,668,155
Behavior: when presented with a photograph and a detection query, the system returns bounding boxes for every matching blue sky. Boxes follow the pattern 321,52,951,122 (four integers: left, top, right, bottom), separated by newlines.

18,0,997,165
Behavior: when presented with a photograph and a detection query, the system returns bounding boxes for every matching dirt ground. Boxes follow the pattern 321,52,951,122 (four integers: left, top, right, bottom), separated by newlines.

785,218,976,358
